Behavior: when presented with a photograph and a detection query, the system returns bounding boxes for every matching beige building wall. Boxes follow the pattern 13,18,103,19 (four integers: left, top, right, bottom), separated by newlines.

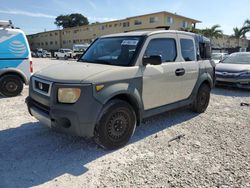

28,30,61,50
211,35,249,49
27,11,200,50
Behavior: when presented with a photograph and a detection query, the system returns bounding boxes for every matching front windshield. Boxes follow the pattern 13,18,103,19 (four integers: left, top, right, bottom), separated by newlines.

222,53,250,64
79,36,143,66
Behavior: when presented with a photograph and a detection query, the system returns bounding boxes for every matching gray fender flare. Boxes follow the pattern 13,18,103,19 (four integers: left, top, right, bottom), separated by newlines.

93,82,144,125
190,72,213,101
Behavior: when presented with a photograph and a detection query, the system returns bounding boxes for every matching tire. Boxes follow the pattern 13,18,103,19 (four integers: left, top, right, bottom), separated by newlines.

64,55,68,60
56,55,59,59
0,75,23,97
191,84,211,113
94,99,137,150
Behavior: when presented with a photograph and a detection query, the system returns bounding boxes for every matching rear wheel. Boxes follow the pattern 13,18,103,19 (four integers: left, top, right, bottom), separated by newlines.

0,75,23,97
94,100,136,150
191,84,211,113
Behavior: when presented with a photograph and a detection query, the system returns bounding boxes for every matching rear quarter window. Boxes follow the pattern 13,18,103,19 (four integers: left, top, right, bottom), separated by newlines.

180,39,195,61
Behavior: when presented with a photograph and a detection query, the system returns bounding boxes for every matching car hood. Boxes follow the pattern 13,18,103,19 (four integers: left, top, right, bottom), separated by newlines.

34,61,120,83
216,63,250,73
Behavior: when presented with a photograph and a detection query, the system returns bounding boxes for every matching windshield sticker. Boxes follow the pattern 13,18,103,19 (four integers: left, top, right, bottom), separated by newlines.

121,40,139,46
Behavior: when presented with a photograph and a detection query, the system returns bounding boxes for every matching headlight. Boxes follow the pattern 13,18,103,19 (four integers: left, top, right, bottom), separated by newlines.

239,72,250,77
58,88,81,104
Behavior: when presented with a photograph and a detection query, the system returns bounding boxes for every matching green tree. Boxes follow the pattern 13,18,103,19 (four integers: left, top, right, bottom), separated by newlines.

54,13,89,28
242,19,250,35
201,25,223,39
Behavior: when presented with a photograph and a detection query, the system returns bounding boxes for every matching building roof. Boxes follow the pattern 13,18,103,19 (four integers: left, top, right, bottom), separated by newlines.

127,11,201,23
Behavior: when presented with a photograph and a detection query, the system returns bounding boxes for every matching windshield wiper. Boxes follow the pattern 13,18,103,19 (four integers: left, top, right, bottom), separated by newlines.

78,59,114,65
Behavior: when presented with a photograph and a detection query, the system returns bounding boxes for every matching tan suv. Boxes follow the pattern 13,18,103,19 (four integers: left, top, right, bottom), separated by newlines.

26,30,214,149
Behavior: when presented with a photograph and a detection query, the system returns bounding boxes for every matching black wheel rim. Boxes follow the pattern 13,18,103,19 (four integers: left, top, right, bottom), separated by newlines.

5,81,18,93
107,110,129,141
200,90,209,107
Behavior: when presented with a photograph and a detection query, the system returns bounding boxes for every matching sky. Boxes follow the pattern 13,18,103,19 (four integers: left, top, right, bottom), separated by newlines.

0,0,249,38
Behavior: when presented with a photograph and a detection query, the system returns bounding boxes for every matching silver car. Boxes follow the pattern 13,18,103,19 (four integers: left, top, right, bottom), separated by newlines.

215,52,250,89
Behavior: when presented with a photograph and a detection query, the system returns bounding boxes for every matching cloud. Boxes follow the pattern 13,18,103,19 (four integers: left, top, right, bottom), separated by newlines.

88,16,117,22
0,9,56,19
86,0,97,10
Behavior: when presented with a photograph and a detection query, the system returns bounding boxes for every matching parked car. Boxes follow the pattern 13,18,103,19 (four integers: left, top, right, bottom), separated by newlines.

26,30,214,149
73,44,90,59
36,49,46,58
215,52,250,89
31,51,37,57
0,20,32,97
43,50,51,58
54,49,73,59
211,52,229,64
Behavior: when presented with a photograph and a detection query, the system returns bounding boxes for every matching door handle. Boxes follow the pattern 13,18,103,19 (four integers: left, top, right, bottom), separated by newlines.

175,68,185,76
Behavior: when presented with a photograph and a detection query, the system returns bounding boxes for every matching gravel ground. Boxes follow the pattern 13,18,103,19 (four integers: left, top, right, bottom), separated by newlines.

0,58,250,188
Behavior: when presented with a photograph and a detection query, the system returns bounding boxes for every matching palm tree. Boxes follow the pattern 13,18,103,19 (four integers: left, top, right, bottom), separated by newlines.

201,25,223,39
231,27,246,47
242,19,250,35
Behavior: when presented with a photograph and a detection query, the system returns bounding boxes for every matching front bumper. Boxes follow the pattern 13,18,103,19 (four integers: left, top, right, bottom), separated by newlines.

26,83,103,138
216,77,250,89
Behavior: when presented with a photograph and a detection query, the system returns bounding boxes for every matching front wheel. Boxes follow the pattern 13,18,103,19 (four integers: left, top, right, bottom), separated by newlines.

0,75,24,97
191,84,211,113
94,100,136,150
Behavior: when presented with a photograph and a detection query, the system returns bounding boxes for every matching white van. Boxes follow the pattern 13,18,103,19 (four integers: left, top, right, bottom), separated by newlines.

0,20,32,97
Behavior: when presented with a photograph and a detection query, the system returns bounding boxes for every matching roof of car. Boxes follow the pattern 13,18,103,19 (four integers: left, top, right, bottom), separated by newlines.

101,30,198,38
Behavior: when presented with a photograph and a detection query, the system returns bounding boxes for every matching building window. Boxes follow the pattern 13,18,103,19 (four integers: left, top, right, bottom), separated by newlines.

50,33,53,36
167,17,173,25
144,38,177,62
149,17,159,23
180,39,195,61
55,41,58,45
114,23,118,27
63,40,66,44
134,20,142,25
45,42,48,46
181,21,188,28
123,22,130,27
74,30,79,34
50,41,53,45
99,25,105,30
55,32,58,36
109,24,112,27
68,40,71,43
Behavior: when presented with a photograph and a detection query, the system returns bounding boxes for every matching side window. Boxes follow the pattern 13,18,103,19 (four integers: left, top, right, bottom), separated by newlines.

199,42,211,60
180,39,195,61
144,38,177,62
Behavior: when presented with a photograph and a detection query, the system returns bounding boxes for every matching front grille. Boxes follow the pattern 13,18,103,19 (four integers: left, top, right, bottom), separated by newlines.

32,77,52,96
34,80,50,93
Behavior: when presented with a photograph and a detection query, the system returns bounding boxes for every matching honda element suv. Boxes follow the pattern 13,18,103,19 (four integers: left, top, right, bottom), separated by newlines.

26,30,214,149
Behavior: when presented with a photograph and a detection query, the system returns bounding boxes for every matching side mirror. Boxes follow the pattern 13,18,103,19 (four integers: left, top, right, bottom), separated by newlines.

143,55,162,66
